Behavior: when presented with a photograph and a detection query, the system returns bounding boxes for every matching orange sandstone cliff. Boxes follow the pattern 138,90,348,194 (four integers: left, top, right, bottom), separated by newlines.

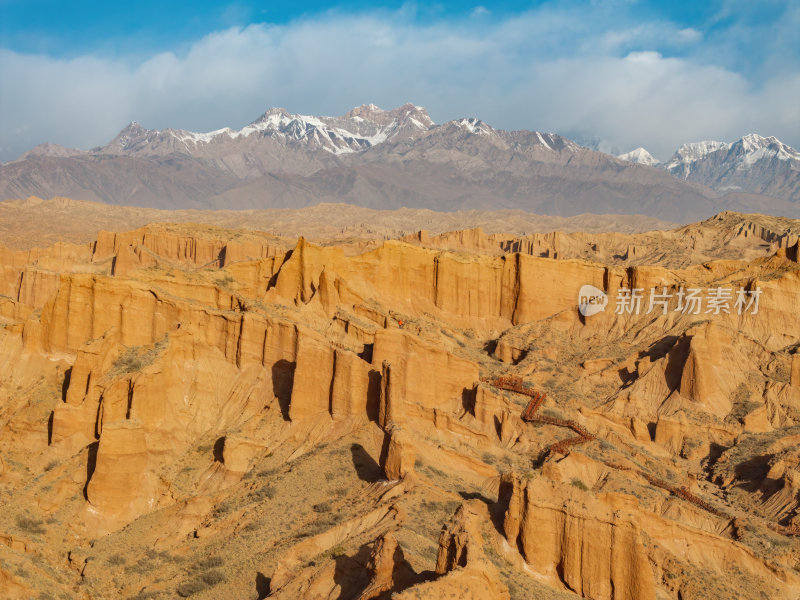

1,214,800,599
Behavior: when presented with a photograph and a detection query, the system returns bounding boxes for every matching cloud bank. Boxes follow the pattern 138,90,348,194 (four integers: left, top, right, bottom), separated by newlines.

1,2,798,162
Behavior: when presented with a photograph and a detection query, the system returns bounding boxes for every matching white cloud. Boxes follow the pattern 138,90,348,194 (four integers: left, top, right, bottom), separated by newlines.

0,6,797,162
676,28,703,44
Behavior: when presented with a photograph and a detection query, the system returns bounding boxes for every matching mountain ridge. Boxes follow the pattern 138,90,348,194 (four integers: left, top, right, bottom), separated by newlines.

2,104,798,221
617,133,800,200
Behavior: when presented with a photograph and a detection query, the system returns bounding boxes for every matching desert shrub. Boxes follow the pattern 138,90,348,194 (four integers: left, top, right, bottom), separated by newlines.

128,591,161,600
312,501,332,513
176,580,207,597
212,499,235,518
423,464,448,480
16,515,46,535
420,499,460,515
571,478,589,491
106,553,126,566
216,274,235,287
249,484,275,501
195,556,224,570
177,557,227,596
111,337,168,376
160,551,182,563
327,545,345,558
127,559,153,574
201,569,226,585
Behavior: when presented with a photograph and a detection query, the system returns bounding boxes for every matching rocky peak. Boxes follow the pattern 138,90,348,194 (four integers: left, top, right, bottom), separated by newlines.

451,117,495,136
618,147,660,166
665,140,729,174
344,103,433,129
13,142,84,162
732,133,800,164
103,121,159,154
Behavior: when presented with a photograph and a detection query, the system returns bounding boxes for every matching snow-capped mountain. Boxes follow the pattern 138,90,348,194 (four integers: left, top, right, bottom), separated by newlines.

617,147,660,167
451,117,496,136
664,134,800,176
2,105,798,220
98,103,433,158
615,134,800,201
663,134,800,199
662,140,729,176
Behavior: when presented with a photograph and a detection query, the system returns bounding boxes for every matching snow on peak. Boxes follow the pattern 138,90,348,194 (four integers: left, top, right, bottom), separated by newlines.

617,147,660,166
106,121,161,152
734,133,800,163
664,134,799,177
343,103,434,129
453,117,494,136
670,140,729,164
162,104,434,155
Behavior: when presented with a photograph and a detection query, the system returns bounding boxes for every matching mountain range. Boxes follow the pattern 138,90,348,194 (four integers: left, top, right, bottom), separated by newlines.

617,134,800,202
1,103,798,222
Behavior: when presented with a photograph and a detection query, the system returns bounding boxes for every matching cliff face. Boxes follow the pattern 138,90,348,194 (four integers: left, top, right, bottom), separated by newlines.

2,218,800,599
503,475,657,600
500,473,800,600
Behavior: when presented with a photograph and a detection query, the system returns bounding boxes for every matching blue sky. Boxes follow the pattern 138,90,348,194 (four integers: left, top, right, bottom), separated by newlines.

1,0,798,161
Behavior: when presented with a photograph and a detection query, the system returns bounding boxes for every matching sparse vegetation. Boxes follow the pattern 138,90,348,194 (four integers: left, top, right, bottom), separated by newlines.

176,580,208,597
201,569,226,585
195,556,224,570
571,478,589,491
5,206,800,600
106,553,126,566
249,484,276,501
16,515,46,535
110,336,168,376
312,501,332,513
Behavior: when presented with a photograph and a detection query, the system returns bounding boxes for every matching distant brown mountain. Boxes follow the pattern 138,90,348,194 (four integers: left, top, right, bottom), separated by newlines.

1,104,796,222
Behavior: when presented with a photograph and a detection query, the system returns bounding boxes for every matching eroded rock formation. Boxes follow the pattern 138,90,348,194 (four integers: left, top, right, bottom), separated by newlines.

1,212,800,598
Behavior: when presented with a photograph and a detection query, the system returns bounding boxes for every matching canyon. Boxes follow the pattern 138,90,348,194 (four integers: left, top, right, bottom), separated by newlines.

1,200,800,599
